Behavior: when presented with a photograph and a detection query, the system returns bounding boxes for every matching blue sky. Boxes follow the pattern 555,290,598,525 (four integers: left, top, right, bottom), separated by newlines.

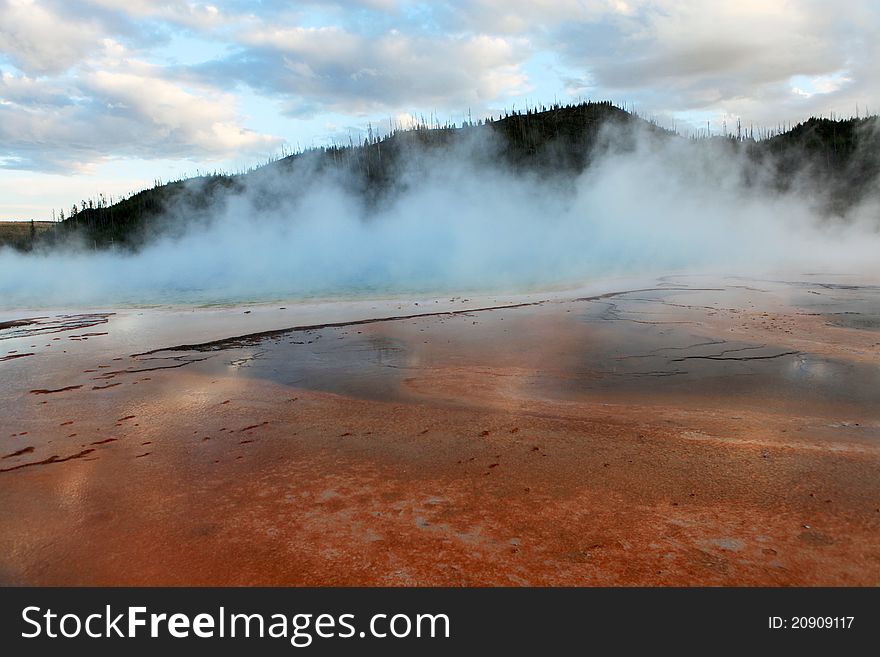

1,0,877,220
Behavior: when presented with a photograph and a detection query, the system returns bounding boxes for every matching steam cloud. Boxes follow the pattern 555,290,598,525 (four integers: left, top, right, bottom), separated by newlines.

2,124,879,309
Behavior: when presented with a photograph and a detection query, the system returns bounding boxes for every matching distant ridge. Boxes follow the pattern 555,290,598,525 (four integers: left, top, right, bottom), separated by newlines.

7,101,879,252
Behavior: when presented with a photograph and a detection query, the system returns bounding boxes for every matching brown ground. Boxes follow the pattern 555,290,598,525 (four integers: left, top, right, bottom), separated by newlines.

1,276,878,585
0,220,55,250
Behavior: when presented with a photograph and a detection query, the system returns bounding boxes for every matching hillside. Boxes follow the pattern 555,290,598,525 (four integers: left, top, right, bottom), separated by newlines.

19,102,880,251
761,116,880,213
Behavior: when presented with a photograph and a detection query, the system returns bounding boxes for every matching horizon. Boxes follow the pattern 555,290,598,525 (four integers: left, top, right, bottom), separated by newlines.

2,0,879,220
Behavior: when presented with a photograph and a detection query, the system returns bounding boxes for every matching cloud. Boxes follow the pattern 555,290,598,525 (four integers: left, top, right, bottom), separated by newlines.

571,3,836,96
87,0,227,28
0,0,105,74
406,1,878,126
0,1,534,173
530,0,879,123
1,0,878,182
209,26,531,115
86,67,277,152
439,0,625,35
0,58,279,171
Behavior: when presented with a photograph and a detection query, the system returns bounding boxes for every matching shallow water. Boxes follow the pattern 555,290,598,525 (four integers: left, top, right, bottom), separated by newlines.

548,288,880,412
116,281,880,425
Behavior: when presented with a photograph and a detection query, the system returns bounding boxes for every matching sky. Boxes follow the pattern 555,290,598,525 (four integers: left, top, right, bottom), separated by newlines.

1,0,878,220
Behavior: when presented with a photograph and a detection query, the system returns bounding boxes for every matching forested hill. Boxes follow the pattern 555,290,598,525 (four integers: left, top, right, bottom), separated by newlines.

12,101,880,251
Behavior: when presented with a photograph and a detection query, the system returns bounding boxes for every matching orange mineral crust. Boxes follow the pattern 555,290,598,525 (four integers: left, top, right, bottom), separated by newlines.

1,276,878,585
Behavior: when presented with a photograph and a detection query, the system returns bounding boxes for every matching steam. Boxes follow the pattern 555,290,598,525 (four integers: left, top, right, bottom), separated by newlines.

2,123,879,309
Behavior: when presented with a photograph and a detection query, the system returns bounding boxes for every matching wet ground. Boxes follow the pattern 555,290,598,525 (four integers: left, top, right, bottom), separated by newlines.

1,275,878,585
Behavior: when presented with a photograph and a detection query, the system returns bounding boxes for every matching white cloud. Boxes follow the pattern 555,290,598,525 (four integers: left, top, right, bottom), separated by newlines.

0,60,279,170
0,0,104,74
86,0,229,29
529,0,877,123
87,68,276,153
223,26,531,114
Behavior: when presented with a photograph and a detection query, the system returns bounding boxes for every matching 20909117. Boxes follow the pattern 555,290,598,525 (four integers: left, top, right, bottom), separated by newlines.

768,616,854,629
